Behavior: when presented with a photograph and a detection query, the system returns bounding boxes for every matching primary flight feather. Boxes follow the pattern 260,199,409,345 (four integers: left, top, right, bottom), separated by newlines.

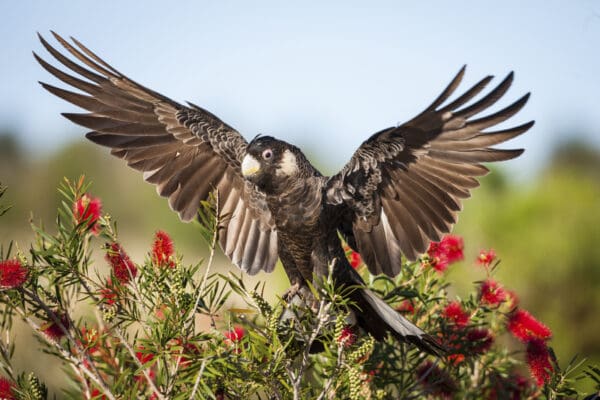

36,32,532,354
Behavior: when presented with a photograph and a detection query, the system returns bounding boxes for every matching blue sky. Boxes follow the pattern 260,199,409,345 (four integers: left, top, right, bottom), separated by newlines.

1,1,599,179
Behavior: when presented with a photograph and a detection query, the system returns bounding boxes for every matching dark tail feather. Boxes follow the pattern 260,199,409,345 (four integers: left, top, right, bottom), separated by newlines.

356,288,445,356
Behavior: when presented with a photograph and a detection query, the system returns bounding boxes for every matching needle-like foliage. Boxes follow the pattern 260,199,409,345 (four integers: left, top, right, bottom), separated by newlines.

0,178,597,399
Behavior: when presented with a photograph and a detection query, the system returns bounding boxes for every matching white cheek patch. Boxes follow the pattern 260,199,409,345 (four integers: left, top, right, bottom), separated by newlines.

276,150,298,176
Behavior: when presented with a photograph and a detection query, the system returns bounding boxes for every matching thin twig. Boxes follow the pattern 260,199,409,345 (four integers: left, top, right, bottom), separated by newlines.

0,329,15,379
315,343,345,400
189,358,208,399
287,299,331,400
199,193,221,310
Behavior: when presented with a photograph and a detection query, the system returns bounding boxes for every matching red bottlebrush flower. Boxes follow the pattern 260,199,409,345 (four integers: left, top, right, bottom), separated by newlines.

344,246,362,269
444,327,493,364
416,361,457,398
224,326,245,343
426,241,449,272
73,193,102,234
442,301,470,327
507,309,552,342
526,339,554,386
426,235,464,272
90,388,108,399
337,326,357,347
466,328,494,354
169,338,201,367
476,248,496,268
0,259,28,289
361,363,382,384
443,328,465,364
151,230,175,268
134,345,157,386
0,376,15,400
396,299,415,314
105,243,137,284
479,279,507,307
136,346,155,365
77,327,115,372
99,278,118,305
447,353,465,365
439,235,464,264
80,326,102,355
42,313,70,341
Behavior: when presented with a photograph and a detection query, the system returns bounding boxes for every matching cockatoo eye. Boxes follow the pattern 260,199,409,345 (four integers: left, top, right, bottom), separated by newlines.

262,149,273,160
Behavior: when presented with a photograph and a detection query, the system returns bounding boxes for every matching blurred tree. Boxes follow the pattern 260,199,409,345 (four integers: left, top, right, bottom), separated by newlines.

0,131,25,183
548,139,600,180
0,131,22,161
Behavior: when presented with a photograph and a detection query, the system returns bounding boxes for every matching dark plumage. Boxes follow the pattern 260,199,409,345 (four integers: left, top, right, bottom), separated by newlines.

35,32,533,355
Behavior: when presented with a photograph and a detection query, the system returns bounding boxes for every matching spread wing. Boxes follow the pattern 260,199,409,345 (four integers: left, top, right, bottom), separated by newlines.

35,32,278,275
326,66,533,276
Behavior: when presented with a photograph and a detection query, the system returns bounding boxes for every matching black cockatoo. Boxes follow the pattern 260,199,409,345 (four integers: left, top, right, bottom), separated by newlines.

35,32,532,354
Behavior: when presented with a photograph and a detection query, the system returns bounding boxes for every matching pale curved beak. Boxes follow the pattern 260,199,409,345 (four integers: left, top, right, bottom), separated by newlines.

241,154,261,177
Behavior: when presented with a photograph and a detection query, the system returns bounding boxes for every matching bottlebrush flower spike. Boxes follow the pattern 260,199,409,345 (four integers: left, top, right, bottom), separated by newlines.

224,326,245,354
105,243,137,284
90,388,108,400
426,241,449,272
0,259,28,289
466,328,494,354
479,279,507,307
507,309,552,342
80,326,100,354
99,278,118,305
0,376,15,400
151,230,175,268
476,248,496,268
41,313,70,341
442,301,470,327
344,245,362,269
526,339,554,386
136,345,155,365
133,346,157,387
444,329,466,365
337,326,357,347
73,193,102,234
224,326,245,343
396,299,415,314
426,235,464,272
445,327,493,365
439,235,464,264
447,353,466,365
169,338,201,367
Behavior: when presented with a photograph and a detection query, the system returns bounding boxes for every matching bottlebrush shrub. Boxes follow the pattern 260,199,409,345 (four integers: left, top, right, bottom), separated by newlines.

0,178,598,400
